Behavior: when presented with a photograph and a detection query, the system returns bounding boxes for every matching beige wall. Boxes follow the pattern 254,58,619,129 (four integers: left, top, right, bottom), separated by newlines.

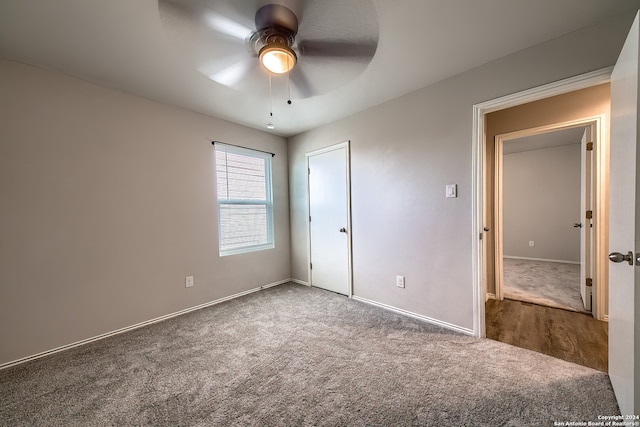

0,60,291,366
503,144,582,262
485,83,610,295
289,12,629,332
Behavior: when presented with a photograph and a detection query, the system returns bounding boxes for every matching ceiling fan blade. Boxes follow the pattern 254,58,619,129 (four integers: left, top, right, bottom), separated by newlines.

159,0,253,42
297,40,377,59
203,57,256,88
203,57,272,98
204,12,254,41
289,66,315,99
159,0,259,85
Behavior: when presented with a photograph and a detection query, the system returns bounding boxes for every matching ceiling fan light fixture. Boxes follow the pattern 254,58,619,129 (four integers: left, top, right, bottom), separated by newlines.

259,43,296,74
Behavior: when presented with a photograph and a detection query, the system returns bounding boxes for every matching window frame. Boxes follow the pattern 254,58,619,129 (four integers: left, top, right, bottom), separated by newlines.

214,143,275,257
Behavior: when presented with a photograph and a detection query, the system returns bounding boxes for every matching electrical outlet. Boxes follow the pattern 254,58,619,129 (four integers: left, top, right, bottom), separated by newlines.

396,275,405,288
185,275,194,288
529,241,535,247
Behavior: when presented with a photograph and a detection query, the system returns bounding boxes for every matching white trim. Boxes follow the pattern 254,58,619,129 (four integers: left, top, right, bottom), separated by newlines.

352,295,475,336
472,67,612,337
486,293,496,302
494,134,505,300
290,278,310,286
472,92,485,339
593,113,609,321
0,279,293,371
305,141,354,297
503,256,580,265
475,67,612,116
305,142,350,157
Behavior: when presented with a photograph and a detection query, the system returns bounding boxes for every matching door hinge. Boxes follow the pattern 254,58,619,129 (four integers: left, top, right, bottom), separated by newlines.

586,142,594,151
586,278,593,287
479,233,483,240
308,168,311,175
586,210,593,220
309,216,311,222
310,263,312,270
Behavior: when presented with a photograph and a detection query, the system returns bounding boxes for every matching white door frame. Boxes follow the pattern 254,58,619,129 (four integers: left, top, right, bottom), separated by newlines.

472,67,612,337
493,118,604,315
305,141,353,297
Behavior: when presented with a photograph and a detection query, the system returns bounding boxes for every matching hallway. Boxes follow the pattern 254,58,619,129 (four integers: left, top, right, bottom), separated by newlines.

485,298,608,372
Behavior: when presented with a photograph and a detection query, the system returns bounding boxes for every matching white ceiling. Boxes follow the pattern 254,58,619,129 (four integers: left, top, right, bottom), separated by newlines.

1,0,639,137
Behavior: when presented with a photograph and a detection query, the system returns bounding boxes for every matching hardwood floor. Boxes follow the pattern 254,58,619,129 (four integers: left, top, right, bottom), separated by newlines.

485,298,608,372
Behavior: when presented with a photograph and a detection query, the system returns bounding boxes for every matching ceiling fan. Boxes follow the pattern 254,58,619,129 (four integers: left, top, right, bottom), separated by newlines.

158,0,379,101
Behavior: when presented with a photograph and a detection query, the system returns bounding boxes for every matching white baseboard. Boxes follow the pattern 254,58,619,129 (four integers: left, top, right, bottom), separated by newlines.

503,256,580,265
0,278,293,371
290,278,310,286
486,293,496,302
352,295,474,336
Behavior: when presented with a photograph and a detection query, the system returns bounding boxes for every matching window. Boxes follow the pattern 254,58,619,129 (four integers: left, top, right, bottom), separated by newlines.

214,143,274,256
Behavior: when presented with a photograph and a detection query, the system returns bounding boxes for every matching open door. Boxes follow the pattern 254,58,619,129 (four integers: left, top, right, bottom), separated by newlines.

580,127,594,311
608,11,640,416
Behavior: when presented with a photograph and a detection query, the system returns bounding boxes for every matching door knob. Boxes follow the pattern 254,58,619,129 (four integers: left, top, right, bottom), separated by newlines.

339,228,347,233
483,227,490,232
573,223,583,228
609,251,634,266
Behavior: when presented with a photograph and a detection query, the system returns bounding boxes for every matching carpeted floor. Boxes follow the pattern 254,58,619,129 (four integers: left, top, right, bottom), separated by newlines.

0,283,618,426
503,258,586,312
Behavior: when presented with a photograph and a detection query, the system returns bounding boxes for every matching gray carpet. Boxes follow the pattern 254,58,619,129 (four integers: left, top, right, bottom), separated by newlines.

503,258,586,312
1,283,618,426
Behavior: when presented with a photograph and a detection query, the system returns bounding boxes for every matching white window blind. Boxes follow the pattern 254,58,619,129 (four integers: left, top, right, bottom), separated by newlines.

215,143,274,256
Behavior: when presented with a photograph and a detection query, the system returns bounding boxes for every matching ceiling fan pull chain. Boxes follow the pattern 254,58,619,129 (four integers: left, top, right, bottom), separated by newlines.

287,57,292,105
269,74,273,117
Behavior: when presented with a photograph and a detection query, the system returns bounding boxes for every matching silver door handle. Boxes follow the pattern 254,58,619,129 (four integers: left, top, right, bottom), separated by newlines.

609,251,634,266
573,223,583,228
339,228,347,233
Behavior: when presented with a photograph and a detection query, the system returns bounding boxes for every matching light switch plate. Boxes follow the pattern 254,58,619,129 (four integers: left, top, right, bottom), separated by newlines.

446,184,457,198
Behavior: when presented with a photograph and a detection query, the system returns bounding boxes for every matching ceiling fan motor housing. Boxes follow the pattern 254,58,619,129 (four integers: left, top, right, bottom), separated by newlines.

253,4,298,54
259,27,296,49
254,4,298,35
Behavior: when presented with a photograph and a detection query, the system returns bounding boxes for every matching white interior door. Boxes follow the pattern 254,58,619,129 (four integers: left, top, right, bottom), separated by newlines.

580,127,593,311
608,11,640,416
308,143,351,295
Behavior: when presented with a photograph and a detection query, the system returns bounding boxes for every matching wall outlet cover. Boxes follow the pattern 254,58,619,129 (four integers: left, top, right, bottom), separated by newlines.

185,275,194,288
396,275,405,288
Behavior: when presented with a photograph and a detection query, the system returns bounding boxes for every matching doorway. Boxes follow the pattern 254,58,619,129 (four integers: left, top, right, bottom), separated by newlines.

495,122,598,315
306,141,353,296
470,70,611,371
473,79,611,333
